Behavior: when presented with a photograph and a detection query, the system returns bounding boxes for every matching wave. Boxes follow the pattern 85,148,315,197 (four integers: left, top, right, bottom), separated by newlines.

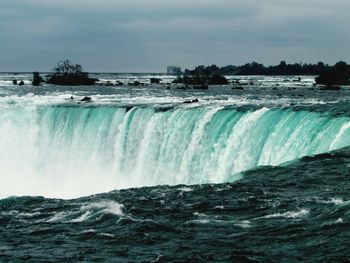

1,105,350,198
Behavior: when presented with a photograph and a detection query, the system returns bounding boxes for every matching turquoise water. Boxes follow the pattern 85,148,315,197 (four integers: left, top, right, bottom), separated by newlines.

1,105,350,198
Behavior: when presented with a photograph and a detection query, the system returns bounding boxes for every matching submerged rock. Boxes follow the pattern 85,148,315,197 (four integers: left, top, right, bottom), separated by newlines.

81,96,92,102
150,78,161,84
105,81,113,86
128,81,141,86
173,74,228,86
183,99,199,104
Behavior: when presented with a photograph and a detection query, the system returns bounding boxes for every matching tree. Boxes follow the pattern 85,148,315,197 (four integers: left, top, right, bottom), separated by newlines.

47,60,98,85
315,61,350,86
53,60,83,76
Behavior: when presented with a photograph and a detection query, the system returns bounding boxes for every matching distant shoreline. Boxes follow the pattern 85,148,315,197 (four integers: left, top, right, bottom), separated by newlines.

0,60,347,75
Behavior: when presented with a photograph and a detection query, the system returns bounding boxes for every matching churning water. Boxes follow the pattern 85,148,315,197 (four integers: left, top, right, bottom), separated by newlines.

0,74,349,262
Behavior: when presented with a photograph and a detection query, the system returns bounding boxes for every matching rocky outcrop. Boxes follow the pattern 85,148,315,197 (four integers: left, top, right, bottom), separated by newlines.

32,72,44,86
81,96,92,102
172,74,228,86
150,78,161,84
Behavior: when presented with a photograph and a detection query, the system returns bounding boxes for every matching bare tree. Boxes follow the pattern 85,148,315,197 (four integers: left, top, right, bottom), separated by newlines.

54,60,83,76
47,60,97,85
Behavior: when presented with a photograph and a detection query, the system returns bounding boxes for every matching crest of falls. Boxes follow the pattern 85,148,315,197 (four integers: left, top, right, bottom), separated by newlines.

1,105,350,198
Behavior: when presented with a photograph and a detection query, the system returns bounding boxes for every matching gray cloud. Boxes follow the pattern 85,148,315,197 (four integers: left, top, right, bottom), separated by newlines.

0,0,349,72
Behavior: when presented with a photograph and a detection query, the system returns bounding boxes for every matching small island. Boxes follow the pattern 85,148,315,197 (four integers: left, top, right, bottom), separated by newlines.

46,60,98,85
315,61,350,87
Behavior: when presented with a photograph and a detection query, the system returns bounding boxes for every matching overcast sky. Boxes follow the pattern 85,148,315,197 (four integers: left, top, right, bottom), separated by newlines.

1,0,349,72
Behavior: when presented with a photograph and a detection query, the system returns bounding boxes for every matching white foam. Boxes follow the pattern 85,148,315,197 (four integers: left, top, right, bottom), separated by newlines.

46,201,124,223
17,212,41,218
81,201,125,216
335,218,344,224
318,198,344,206
99,232,115,238
71,211,93,223
322,218,344,226
80,229,97,234
234,220,251,228
46,211,71,223
178,187,193,192
261,209,309,219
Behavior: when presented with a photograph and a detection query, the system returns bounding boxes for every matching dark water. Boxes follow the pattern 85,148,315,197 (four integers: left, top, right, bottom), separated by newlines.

1,148,350,262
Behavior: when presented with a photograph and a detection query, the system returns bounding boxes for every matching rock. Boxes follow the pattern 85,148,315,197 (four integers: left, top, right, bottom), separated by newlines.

207,74,228,85
128,81,141,86
183,99,199,104
32,72,44,86
70,96,74,99
18,80,24,86
174,74,228,86
172,76,184,84
150,78,161,84
105,81,113,86
81,96,92,102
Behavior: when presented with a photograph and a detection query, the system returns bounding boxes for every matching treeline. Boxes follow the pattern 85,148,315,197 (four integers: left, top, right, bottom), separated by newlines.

184,61,330,76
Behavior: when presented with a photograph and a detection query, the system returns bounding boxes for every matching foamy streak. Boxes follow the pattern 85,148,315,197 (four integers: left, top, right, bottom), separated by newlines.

1,105,350,199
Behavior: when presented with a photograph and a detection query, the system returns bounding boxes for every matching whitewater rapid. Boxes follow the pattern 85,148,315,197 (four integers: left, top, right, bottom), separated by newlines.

1,103,350,198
